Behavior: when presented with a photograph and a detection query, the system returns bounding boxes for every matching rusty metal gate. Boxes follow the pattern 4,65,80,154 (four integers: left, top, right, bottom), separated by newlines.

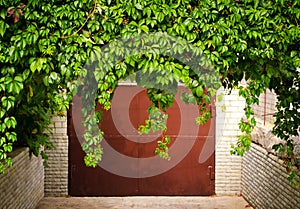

68,86,215,196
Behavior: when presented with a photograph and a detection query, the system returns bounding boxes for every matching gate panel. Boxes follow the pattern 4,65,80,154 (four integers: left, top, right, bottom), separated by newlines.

138,137,214,195
68,96,139,196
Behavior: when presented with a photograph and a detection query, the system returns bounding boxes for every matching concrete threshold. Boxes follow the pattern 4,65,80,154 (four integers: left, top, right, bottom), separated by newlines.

36,195,253,209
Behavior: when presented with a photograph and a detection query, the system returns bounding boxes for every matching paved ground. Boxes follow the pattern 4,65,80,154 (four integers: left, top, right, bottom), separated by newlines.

36,196,253,209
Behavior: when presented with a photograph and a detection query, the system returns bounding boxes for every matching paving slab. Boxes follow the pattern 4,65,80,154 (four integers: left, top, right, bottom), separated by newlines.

36,196,253,209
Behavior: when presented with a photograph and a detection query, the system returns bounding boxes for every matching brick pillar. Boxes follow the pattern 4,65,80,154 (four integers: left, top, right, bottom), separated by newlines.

215,88,245,195
44,116,68,196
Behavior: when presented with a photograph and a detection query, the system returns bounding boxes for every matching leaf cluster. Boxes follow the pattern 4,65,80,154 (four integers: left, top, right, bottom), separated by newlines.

0,0,299,186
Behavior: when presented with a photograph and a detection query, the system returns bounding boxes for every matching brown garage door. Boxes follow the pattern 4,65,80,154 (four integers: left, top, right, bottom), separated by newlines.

68,86,215,196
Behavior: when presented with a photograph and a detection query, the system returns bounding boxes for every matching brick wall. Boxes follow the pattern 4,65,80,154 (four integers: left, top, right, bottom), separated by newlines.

215,88,245,195
0,147,44,209
242,143,300,209
245,88,300,208
44,116,68,196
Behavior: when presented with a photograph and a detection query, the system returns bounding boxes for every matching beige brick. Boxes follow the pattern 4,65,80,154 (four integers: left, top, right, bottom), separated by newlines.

0,148,44,209
215,89,244,195
242,143,300,209
45,115,68,197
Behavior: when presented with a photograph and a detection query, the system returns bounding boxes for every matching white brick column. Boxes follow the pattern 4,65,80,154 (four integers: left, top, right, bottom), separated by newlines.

215,88,245,195
44,116,68,196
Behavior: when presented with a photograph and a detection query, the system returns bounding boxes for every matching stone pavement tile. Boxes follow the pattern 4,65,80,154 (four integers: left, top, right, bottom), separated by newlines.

36,196,253,209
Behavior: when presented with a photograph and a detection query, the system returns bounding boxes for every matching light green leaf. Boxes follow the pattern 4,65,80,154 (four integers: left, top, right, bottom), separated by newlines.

135,3,142,10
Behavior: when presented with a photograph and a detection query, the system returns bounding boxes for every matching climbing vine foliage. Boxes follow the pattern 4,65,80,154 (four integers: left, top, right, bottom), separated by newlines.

0,0,299,184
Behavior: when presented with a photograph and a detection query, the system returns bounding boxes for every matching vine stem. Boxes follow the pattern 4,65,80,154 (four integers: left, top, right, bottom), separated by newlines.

59,0,97,39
